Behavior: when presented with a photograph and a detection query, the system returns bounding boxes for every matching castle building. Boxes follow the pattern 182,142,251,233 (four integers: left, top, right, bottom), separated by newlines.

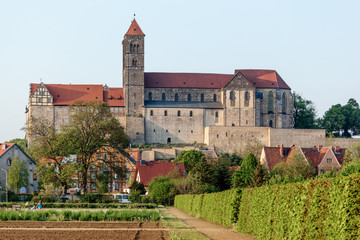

26,19,295,149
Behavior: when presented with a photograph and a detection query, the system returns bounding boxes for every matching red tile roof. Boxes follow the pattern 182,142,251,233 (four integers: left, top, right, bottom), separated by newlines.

0,143,15,157
144,72,233,89
234,70,291,90
30,84,125,107
263,145,347,171
134,161,185,186
125,19,145,36
144,70,290,90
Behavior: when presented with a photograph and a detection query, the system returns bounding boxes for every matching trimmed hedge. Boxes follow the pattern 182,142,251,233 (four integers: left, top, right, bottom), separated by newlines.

175,173,360,239
0,202,157,209
175,189,238,228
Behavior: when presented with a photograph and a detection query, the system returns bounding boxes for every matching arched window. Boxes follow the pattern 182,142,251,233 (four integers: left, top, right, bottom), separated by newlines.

175,93,179,102
150,110,153,116
188,93,191,101
132,59,137,66
130,43,133,53
269,120,273,128
164,110,167,116
213,94,217,102
282,93,286,113
268,92,274,113
245,91,249,101
136,44,139,53
200,94,204,102
148,92,152,101
190,111,193,117
162,93,166,101
177,110,181,117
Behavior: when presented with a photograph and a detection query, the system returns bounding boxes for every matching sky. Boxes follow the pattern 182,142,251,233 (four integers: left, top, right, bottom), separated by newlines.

0,0,359,143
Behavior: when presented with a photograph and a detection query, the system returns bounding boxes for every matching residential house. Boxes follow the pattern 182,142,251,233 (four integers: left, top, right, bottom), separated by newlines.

134,161,185,192
0,143,38,194
260,144,346,174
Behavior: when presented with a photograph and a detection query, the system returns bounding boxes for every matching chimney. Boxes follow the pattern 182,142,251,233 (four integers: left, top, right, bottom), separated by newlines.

335,146,340,153
280,144,284,157
317,145,323,152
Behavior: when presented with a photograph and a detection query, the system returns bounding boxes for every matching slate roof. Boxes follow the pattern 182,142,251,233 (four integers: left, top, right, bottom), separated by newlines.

144,70,290,90
144,101,223,109
30,84,125,107
134,161,185,186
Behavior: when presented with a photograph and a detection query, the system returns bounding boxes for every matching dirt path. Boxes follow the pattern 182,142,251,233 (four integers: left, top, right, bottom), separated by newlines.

167,207,256,240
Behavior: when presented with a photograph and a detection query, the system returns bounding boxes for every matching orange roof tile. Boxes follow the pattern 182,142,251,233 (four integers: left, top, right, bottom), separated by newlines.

125,19,145,36
30,84,125,107
0,143,15,157
144,70,290,90
134,161,185,186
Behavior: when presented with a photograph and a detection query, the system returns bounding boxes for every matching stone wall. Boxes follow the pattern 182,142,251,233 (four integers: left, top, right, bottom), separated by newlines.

269,128,326,147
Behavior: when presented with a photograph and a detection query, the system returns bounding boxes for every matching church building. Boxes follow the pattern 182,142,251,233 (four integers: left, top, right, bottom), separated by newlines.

26,19,294,147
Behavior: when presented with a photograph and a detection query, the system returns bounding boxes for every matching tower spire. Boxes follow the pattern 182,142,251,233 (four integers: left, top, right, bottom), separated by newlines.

125,18,145,36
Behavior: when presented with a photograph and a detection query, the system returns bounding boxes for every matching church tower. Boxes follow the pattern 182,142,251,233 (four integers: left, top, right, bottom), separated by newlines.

123,18,145,144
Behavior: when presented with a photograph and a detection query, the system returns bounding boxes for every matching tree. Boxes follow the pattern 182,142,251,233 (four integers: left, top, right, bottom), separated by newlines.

250,164,268,187
232,152,258,188
174,150,204,172
217,152,242,166
5,138,32,159
8,156,29,193
341,160,360,176
28,117,76,195
343,143,360,164
147,176,176,205
293,92,318,129
321,98,360,137
61,100,130,193
212,156,232,191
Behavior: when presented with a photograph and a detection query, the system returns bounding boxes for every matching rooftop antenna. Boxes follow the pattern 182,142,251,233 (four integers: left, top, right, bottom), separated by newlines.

134,13,136,19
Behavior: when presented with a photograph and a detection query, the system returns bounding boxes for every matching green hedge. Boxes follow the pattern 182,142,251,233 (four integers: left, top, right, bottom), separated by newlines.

0,202,157,209
175,174,360,239
174,189,239,228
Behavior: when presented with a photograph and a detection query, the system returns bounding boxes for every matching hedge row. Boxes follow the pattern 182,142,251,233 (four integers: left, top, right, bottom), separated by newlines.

239,174,360,240
174,173,360,239
0,202,157,209
174,189,239,227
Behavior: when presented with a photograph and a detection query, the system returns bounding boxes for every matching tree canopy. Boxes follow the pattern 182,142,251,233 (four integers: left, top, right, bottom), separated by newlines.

293,92,318,129
8,155,29,194
174,150,205,172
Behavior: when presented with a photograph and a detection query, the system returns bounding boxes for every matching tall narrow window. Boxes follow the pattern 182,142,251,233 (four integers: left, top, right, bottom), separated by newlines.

282,93,286,113
175,93,179,102
245,91,249,101
148,92,152,101
188,93,191,101
200,94,204,102
230,91,235,106
269,120,273,128
136,44,139,53
215,112,218,118
150,110,153,116
177,111,181,117
213,94,217,102
268,92,274,113
164,110,167,116
190,111,193,117
162,93,166,101
132,59,137,66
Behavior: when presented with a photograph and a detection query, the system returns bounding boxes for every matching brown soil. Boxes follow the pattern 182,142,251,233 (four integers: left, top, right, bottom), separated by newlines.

167,207,257,240
0,221,169,240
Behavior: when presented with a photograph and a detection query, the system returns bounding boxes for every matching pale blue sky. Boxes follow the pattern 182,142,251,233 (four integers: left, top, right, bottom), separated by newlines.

0,0,359,142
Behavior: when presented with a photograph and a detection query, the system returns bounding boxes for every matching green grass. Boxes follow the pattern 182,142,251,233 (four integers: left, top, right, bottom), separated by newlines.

158,207,209,240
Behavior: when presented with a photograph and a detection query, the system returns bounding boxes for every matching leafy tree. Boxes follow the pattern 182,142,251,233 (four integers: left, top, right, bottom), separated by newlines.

341,160,360,176
250,164,269,187
60,100,130,193
147,176,176,205
212,156,232,191
174,150,204,172
343,143,360,164
28,118,76,195
293,92,318,129
5,138,32,159
288,151,315,179
217,152,242,166
8,155,29,193
240,138,264,159
232,153,258,188
321,98,360,137
130,181,146,195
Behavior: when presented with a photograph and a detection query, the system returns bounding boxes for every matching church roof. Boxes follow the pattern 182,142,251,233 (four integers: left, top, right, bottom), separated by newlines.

144,70,291,90
125,19,145,36
30,84,125,106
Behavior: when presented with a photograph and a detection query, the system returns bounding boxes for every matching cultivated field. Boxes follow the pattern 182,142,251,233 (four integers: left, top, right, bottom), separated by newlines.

0,221,169,240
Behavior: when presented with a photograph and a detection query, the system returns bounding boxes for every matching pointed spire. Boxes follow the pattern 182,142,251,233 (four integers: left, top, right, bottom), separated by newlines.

125,18,145,36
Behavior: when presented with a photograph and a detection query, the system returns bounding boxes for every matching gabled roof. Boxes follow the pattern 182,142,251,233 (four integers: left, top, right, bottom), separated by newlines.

134,161,185,186
0,143,36,164
30,84,125,107
144,70,290,90
262,145,347,171
125,19,145,36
